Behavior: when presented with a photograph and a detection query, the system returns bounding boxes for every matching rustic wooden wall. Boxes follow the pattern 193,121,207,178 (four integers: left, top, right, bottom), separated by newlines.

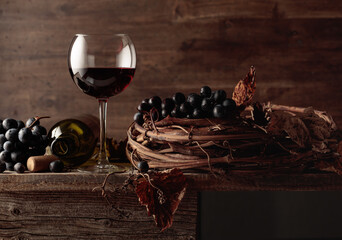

0,0,341,140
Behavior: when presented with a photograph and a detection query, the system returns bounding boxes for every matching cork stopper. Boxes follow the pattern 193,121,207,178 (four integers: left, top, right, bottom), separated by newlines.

27,155,60,172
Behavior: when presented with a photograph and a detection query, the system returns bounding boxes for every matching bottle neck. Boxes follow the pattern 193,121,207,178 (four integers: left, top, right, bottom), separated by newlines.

51,133,79,158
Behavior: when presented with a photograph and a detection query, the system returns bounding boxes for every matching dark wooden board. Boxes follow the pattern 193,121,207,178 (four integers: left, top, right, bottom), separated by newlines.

0,191,198,239
1,171,342,192
0,172,198,239
1,171,342,238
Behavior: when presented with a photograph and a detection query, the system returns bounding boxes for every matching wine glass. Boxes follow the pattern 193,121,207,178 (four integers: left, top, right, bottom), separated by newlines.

68,34,136,172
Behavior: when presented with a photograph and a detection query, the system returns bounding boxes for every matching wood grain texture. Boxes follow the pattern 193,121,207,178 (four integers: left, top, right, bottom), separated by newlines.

0,172,198,239
1,171,342,193
0,191,198,239
1,171,342,238
0,0,341,140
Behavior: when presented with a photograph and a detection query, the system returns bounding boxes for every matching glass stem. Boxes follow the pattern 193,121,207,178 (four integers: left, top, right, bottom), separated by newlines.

98,98,109,166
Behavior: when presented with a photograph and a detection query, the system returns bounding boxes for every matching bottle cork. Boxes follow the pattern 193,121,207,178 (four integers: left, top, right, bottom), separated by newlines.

27,155,59,172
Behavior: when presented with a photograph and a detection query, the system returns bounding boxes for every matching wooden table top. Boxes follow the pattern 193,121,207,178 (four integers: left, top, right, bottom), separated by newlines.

1,170,342,192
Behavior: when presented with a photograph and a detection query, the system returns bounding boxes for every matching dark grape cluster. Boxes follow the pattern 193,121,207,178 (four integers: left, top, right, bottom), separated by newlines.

0,117,49,173
134,86,237,125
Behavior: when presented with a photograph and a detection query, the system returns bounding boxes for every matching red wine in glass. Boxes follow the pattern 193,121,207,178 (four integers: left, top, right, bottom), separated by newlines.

70,67,135,98
68,34,136,173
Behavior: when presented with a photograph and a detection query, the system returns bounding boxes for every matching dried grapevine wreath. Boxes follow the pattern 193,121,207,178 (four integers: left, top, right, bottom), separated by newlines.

126,67,342,175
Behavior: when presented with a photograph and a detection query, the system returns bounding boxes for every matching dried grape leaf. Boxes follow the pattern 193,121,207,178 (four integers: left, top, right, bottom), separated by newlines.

284,116,311,148
267,111,311,148
299,108,334,152
232,66,256,107
301,113,331,139
136,168,187,232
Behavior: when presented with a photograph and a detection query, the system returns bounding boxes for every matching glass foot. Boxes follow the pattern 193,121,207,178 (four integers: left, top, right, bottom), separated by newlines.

77,160,128,173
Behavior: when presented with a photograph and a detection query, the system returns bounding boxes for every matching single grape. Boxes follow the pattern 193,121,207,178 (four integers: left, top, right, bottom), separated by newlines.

2,118,18,131
133,112,144,126
137,161,149,173
201,98,214,112
213,104,225,118
5,128,18,142
222,98,236,112
192,108,204,119
213,90,227,103
141,98,149,105
0,151,11,163
32,125,47,136
17,120,25,129
161,109,170,118
49,160,64,172
172,92,186,105
200,86,212,98
148,96,162,109
0,162,6,173
25,117,40,128
14,162,25,173
11,151,26,163
187,93,202,108
137,102,151,112
3,141,15,152
171,106,183,118
187,114,193,119
180,102,193,115
18,128,33,144
5,162,14,171
161,98,175,112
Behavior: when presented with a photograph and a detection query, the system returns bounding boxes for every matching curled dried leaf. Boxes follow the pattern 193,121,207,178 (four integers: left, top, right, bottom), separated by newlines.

300,107,334,152
135,168,187,232
232,66,256,108
267,111,311,148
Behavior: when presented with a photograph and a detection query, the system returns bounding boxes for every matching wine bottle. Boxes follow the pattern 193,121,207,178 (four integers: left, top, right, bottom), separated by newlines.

48,114,99,167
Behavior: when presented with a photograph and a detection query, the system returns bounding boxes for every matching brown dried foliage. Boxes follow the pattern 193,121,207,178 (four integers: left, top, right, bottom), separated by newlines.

232,66,256,108
135,168,187,232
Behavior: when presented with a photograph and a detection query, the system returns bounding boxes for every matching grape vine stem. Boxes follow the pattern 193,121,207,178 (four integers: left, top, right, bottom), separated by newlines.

92,172,131,218
28,116,50,129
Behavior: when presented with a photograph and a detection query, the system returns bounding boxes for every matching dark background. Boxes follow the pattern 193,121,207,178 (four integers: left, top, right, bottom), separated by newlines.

1,1,342,239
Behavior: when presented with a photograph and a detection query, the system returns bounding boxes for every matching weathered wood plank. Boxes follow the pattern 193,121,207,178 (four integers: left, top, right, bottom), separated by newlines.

173,0,342,21
1,170,342,239
0,189,198,239
1,171,342,192
1,0,342,23
0,19,341,138
0,0,341,138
